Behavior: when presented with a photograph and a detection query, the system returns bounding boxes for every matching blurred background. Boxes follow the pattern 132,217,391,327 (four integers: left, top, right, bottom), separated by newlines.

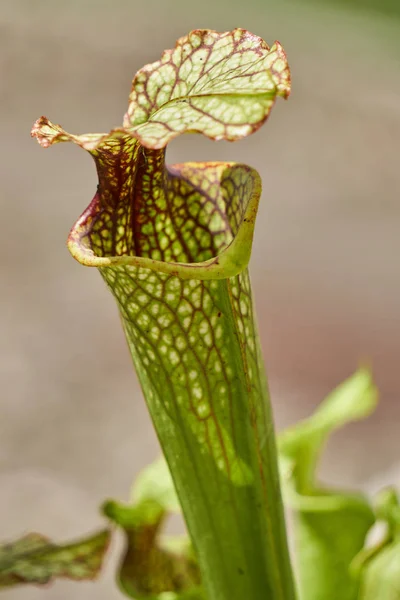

1,0,399,597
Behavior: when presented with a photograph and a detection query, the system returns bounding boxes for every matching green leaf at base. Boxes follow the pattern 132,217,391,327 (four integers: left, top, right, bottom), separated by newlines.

0,529,110,589
357,488,400,599
131,456,181,513
103,459,202,600
278,368,378,600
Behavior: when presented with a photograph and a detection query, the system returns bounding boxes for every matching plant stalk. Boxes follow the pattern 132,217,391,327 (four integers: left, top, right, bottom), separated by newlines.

91,151,297,600
31,83,296,596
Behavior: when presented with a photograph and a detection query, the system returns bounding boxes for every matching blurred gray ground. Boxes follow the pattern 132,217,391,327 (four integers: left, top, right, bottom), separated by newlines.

0,0,399,598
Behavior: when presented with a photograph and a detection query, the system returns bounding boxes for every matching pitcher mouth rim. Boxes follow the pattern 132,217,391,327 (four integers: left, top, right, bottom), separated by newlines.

67,162,262,281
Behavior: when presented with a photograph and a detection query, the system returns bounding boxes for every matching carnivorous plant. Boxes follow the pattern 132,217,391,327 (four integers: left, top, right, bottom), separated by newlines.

1,27,397,600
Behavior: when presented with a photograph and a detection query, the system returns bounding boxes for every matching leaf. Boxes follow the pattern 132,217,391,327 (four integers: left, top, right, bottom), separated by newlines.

102,458,202,599
124,28,290,148
357,488,400,599
31,29,290,153
359,541,400,599
279,367,378,495
0,530,110,589
279,368,378,600
131,456,181,513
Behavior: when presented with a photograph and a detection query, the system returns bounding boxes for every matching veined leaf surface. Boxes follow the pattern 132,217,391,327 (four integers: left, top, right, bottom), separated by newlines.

0,530,110,589
124,28,290,148
32,29,290,152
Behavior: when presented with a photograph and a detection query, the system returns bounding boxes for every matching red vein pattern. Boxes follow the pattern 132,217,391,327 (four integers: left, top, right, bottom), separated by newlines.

68,137,264,484
125,29,290,148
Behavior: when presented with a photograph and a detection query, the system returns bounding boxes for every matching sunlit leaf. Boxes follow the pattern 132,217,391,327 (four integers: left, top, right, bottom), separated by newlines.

356,488,400,599
32,29,290,153
131,456,181,513
359,539,400,599
279,368,378,600
0,530,110,589
124,28,290,148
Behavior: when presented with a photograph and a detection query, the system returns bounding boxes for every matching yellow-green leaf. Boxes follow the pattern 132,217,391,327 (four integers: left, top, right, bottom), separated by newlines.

131,456,181,513
357,488,400,599
279,368,378,600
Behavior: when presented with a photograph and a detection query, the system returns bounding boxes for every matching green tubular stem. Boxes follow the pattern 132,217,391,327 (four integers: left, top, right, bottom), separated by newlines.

100,262,296,600
67,149,296,599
